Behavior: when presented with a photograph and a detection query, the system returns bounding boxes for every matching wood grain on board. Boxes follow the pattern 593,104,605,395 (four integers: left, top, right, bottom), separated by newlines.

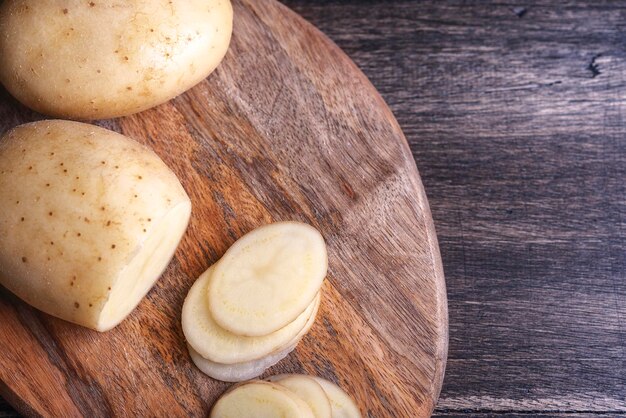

280,0,626,416
0,0,447,416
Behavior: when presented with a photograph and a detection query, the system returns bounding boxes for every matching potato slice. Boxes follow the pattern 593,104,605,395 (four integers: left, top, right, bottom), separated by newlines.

182,266,319,364
311,377,362,418
0,121,191,331
268,375,332,418
188,288,320,381
210,381,315,418
208,222,327,336
188,343,295,383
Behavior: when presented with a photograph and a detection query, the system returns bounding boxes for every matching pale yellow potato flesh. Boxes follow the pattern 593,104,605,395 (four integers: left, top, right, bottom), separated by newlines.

268,375,332,418
188,291,321,382
182,265,319,364
188,343,296,383
0,120,191,331
208,222,328,337
0,0,233,119
311,377,362,418
210,381,315,418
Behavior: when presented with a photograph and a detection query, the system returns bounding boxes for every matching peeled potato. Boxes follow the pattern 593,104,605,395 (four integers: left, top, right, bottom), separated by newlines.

188,287,320,381
0,120,191,331
268,375,332,418
0,0,232,119
183,265,320,364
311,377,362,418
210,381,315,418
208,222,328,337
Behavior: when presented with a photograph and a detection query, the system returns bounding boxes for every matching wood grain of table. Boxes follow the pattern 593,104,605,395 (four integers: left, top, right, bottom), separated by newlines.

1,0,625,416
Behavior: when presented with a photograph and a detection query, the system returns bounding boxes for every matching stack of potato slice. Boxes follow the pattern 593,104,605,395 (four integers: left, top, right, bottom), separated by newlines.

210,374,362,418
182,222,327,382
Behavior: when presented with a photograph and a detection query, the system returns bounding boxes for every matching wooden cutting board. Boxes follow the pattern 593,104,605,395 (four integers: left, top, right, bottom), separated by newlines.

0,0,448,416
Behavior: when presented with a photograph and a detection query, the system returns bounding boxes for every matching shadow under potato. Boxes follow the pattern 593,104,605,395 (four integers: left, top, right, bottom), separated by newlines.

0,84,44,136
0,85,126,137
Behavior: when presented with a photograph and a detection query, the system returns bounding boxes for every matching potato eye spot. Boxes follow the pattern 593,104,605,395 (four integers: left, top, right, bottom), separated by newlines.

74,302,80,309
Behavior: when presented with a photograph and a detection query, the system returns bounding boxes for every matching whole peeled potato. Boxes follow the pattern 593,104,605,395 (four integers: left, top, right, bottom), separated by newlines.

0,120,192,331
0,0,233,119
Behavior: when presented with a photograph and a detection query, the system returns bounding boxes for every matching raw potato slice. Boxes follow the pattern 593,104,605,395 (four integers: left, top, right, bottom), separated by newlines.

188,290,321,381
268,375,332,418
311,377,362,418
188,343,295,383
0,121,191,331
210,381,315,418
209,222,328,336
182,266,319,364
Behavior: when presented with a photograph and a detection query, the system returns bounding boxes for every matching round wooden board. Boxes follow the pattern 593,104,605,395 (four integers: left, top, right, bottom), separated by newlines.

0,0,448,416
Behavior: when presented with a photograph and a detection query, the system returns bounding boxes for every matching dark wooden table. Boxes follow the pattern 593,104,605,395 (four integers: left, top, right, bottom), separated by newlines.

1,1,625,417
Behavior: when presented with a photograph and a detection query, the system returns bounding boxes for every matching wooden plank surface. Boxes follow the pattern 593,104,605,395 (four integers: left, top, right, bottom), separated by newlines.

3,0,626,416
279,0,626,416
0,0,446,416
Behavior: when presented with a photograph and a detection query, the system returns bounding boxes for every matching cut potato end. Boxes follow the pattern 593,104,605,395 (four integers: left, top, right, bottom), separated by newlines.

97,200,191,331
311,377,362,418
268,375,332,418
188,343,295,383
209,221,328,337
182,266,319,364
210,381,315,418
0,120,191,331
